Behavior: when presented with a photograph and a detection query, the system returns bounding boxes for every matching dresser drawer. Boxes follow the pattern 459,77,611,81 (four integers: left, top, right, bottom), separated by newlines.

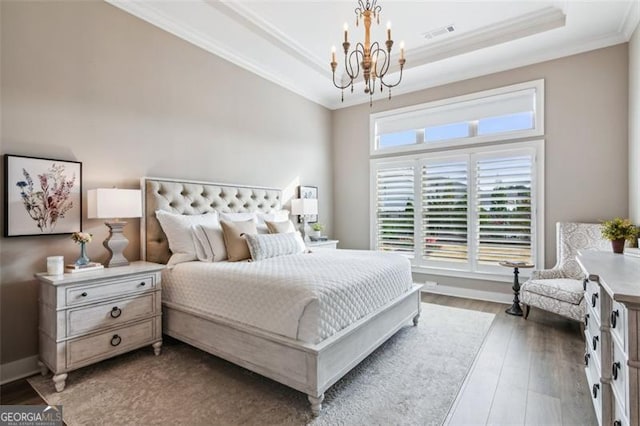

66,318,155,369
611,339,628,413
67,293,156,337
613,394,629,426
610,300,627,351
586,313,602,367
66,275,156,306
585,280,601,321
585,364,602,425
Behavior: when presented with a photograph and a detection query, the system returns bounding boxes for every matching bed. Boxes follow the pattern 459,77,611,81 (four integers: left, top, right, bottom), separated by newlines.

141,177,422,415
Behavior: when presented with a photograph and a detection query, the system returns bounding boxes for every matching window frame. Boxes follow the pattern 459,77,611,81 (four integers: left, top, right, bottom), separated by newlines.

370,140,545,280
370,80,544,156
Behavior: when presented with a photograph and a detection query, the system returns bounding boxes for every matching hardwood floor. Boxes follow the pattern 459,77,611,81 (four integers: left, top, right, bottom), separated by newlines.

422,293,597,426
1,294,596,425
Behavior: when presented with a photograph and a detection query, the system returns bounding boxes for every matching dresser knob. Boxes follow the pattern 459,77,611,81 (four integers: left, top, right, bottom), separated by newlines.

592,335,599,351
583,278,588,291
110,306,122,318
139,282,146,287
81,292,87,297
612,361,621,380
611,310,619,328
591,293,598,308
110,334,122,347
584,314,589,327
584,353,590,366
592,383,599,399
614,421,622,426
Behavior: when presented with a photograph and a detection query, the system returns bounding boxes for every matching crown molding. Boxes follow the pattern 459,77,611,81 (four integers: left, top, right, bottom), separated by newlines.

619,0,640,40
106,0,333,108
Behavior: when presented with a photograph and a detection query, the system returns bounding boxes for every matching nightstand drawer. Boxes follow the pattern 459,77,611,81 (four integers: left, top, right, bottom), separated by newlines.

66,275,156,306
611,300,627,351
67,318,155,368
611,339,628,413
68,293,156,337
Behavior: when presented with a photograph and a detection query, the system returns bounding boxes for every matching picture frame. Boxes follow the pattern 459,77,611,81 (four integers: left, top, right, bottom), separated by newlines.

4,154,82,237
298,185,318,223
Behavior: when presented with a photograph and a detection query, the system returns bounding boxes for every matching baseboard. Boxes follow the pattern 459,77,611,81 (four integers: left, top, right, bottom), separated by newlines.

421,284,512,305
1,355,40,385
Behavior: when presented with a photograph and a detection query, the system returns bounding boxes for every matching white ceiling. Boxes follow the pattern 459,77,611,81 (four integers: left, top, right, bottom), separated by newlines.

108,0,639,110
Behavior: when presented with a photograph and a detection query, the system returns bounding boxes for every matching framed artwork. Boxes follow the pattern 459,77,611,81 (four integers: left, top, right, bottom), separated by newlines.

4,154,82,237
298,185,318,223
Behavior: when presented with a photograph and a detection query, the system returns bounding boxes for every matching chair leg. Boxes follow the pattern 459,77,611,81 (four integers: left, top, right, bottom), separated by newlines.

523,304,531,320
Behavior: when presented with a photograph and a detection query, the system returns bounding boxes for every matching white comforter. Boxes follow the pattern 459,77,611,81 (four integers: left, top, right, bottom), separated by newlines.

162,249,413,343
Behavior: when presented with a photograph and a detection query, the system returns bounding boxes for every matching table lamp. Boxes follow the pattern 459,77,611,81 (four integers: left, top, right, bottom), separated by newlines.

87,188,142,267
291,198,318,241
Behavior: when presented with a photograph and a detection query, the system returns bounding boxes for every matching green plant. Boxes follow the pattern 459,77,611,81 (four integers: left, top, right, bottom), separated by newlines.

601,218,638,241
311,223,324,232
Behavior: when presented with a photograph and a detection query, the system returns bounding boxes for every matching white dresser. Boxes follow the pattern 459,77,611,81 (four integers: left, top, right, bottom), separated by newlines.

578,252,640,426
36,261,164,392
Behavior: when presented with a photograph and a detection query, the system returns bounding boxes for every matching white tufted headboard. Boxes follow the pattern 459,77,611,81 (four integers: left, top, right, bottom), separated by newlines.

141,177,282,264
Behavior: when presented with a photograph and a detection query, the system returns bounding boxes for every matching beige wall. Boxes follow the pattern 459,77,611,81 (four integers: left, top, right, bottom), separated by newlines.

630,24,640,224
0,1,332,364
332,44,629,290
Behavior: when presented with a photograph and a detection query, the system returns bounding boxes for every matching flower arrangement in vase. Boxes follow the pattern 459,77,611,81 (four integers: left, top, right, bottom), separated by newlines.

601,218,638,254
71,232,93,266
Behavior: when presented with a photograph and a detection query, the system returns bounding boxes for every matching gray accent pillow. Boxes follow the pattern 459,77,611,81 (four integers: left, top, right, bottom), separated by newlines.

244,232,306,261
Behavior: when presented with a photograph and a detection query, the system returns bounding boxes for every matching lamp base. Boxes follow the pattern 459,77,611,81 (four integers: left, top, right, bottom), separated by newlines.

300,217,309,242
103,221,130,267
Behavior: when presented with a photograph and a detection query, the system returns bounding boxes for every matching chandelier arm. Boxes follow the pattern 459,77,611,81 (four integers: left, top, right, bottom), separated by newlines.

332,73,353,91
347,49,361,80
378,63,404,89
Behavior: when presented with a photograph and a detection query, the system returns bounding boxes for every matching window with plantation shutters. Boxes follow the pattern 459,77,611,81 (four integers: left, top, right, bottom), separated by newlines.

374,166,415,256
422,160,468,264
476,155,533,265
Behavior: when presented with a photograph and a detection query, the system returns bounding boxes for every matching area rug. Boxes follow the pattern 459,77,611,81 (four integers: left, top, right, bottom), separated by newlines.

29,303,494,426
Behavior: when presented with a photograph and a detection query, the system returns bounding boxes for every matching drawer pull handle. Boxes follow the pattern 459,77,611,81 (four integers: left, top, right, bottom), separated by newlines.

584,314,589,327
139,282,146,287
592,335,599,351
81,292,88,297
584,353,590,366
110,307,122,318
110,334,122,347
591,293,598,308
583,278,588,291
592,383,599,399
612,361,621,380
614,421,622,426
611,310,619,328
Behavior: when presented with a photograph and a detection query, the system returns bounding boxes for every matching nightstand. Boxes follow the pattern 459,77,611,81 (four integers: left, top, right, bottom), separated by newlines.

35,261,164,392
306,239,339,250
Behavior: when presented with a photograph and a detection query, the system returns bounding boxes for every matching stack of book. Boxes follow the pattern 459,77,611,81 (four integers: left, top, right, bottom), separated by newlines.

65,262,104,274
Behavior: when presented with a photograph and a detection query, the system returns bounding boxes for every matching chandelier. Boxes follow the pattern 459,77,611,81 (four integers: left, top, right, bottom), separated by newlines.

330,0,406,105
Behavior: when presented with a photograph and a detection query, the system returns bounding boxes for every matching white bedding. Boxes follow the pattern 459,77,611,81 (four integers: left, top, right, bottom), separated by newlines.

161,249,413,343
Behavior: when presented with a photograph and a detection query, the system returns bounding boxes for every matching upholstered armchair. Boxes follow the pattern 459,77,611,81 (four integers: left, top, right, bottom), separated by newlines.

521,222,609,321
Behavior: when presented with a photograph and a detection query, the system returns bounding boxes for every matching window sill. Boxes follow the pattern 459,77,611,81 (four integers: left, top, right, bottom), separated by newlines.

411,265,532,284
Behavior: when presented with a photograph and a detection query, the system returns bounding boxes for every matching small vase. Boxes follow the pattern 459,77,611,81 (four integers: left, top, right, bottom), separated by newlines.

611,239,625,254
75,242,91,266
310,230,322,239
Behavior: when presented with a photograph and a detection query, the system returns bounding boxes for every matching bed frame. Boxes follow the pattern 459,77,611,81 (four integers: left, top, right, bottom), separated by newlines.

141,177,422,415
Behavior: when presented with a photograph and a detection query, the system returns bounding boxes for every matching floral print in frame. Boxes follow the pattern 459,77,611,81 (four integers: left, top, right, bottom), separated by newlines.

4,154,82,237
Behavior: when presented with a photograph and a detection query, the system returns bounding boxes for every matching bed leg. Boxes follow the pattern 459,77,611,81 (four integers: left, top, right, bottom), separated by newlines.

308,393,324,416
413,312,420,326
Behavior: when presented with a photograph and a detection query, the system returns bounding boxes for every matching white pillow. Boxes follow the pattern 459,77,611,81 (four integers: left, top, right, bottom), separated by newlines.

192,223,227,262
155,210,218,264
256,210,289,224
244,232,306,261
220,212,257,223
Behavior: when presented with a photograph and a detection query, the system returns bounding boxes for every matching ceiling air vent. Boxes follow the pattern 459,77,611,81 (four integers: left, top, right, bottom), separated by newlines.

423,24,456,40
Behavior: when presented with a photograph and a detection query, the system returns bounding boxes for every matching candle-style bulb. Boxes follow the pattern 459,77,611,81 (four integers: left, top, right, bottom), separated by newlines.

343,22,348,43
331,45,336,63
386,21,391,41
400,40,405,60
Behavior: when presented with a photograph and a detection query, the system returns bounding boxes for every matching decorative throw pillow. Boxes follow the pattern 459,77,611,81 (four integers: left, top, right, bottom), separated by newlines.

220,219,258,262
265,219,297,234
244,232,306,261
192,224,227,262
220,212,257,223
155,210,218,264
256,210,289,224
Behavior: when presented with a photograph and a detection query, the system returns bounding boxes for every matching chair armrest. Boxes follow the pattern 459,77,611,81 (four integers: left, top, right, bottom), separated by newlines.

530,269,566,280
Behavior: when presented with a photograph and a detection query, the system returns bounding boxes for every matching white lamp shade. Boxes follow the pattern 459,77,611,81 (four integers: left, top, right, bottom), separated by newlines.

87,188,142,219
291,198,318,216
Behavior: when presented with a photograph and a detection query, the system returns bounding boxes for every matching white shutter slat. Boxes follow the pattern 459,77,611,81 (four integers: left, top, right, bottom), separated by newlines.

421,161,468,262
375,166,415,256
476,155,533,265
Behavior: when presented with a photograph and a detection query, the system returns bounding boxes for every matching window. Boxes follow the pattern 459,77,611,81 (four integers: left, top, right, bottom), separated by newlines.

370,80,544,278
371,80,543,155
371,142,542,276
